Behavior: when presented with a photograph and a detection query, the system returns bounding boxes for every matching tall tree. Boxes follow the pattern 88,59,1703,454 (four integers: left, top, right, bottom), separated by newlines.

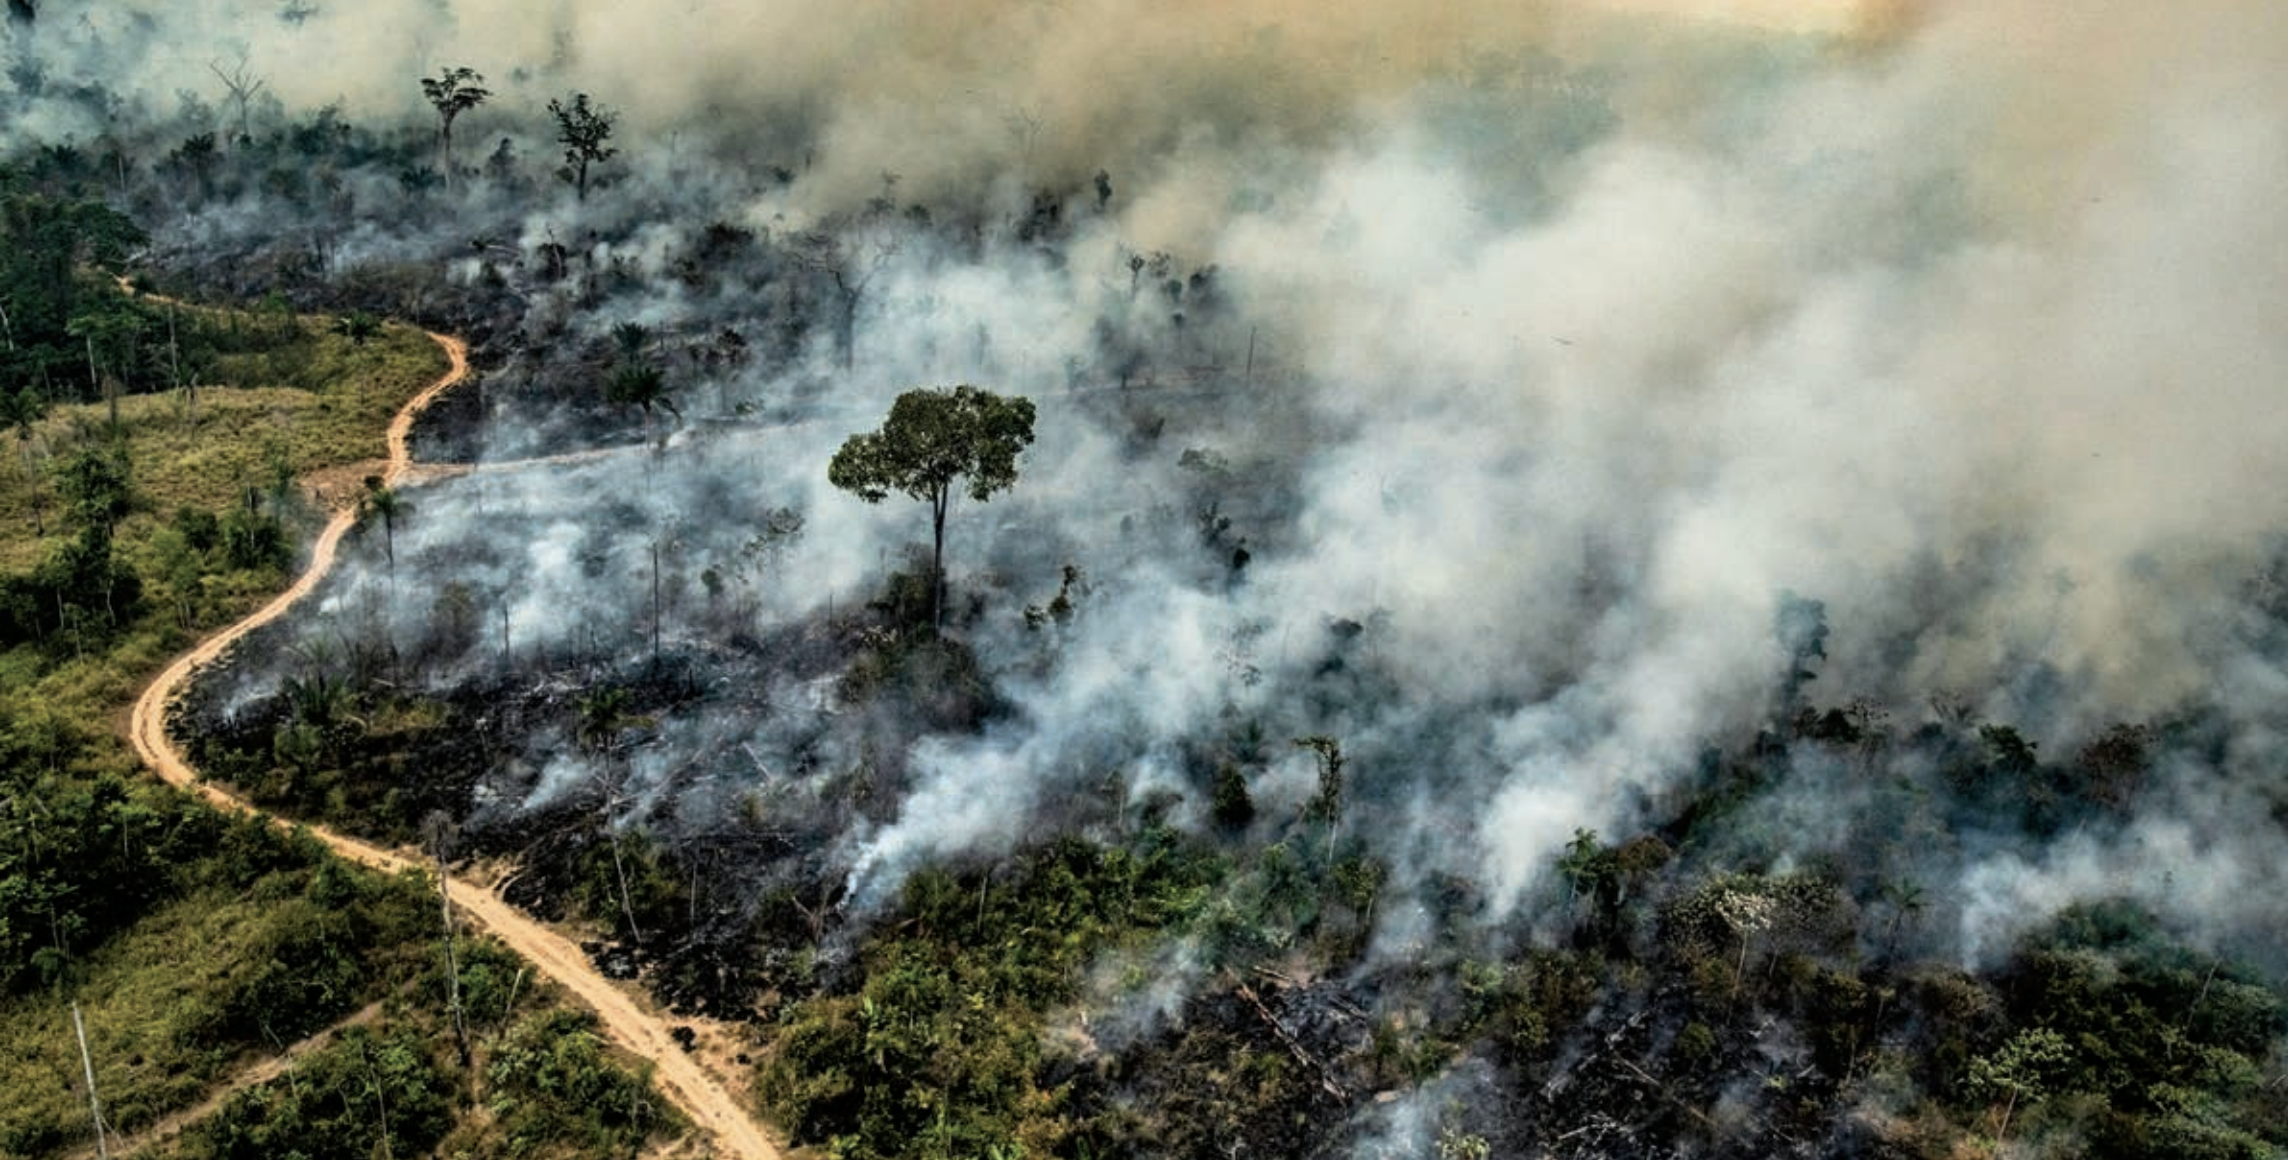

173,133,219,201
546,93,617,202
1294,735,1346,859
362,475,403,571
65,304,145,425
828,385,1035,631
209,54,268,145
420,66,490,193
419,811,473,1070
47,442,137,629
573,686,654,942
796,227,898,371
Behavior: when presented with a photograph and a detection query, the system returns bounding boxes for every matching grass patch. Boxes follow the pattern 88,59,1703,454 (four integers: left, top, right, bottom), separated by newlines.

0,858,428,1156
0,297,684,1159
0,320,440,575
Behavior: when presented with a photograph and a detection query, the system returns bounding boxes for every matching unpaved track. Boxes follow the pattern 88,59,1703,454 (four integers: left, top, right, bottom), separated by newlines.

124,325,778,1160
81,1002,387,1160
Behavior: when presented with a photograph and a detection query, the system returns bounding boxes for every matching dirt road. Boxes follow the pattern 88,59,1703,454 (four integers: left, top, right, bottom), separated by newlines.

124,326,781,1160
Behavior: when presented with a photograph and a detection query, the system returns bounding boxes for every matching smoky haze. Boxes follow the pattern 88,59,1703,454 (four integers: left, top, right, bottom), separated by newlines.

19,0,2288,1007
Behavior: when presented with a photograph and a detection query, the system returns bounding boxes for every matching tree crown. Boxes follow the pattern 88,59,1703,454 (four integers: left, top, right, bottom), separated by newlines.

827,385,1036,508
422,67,490,121
547,93,619,164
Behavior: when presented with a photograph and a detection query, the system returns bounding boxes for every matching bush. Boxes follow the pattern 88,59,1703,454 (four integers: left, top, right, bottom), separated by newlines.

488,1009,666,1158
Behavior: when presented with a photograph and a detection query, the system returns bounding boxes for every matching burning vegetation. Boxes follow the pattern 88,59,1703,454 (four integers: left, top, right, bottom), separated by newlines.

5,1,2288,1157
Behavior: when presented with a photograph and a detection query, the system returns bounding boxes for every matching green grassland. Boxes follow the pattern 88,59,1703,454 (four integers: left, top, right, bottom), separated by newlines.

0,295,675,1160
0,317,439,574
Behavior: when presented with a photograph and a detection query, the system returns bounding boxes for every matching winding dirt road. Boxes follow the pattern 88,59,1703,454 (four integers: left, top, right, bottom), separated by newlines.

124,325,779,1160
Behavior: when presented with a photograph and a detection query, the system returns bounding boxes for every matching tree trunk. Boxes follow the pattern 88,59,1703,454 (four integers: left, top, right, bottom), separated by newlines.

435,852,471,1069
832,295,851,372
165,306,181,401
609,823,643,944
361,1039,395,1160
73,1002,107,1160
496,967,525,1040
86,334,113,427
930,489,948,633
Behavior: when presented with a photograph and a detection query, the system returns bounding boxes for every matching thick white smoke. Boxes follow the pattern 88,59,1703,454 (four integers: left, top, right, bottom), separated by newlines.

38,0,2288,963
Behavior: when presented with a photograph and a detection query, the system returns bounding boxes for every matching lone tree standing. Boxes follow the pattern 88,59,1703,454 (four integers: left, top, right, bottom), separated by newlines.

362,475,403,572
547,92,618,202
829,385,1035,632
420,66,490,193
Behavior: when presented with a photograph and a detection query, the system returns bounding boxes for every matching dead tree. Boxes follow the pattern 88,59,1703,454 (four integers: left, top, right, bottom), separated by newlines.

210,54,268,145
421,812,472,1069
795,227,899,371
73,1001,109,1160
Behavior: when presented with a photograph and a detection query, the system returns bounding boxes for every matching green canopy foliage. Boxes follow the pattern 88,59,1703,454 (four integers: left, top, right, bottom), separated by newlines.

828,385,1034,628
0,183,150,402
547,92,618,201
828,385,1035,509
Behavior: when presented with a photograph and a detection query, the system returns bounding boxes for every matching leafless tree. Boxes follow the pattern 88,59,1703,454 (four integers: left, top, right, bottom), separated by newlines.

795,226,899,371
210,53,268,144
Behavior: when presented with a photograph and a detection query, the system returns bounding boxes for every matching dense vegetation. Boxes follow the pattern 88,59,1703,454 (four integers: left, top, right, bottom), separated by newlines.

155,940,674,1160
6,7,2286,1160
0,260,441,1002
0,211,673,1157
735,700,2288,1160
179,570,2288,1158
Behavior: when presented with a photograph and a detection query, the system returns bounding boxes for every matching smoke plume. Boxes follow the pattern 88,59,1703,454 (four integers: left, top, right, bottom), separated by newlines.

20,0,2288,1023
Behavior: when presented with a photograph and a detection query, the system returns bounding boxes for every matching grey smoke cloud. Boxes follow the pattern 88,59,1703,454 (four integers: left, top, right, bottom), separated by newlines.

50,0,2288,965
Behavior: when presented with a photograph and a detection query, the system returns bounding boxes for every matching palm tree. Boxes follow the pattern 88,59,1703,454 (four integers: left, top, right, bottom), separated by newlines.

575,687,652,753
280,670,357,732
362,476,403,570
610,321,650,363
420,67,491,193
603,322,678,434
1880,879,1927,958
606,363,677,424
